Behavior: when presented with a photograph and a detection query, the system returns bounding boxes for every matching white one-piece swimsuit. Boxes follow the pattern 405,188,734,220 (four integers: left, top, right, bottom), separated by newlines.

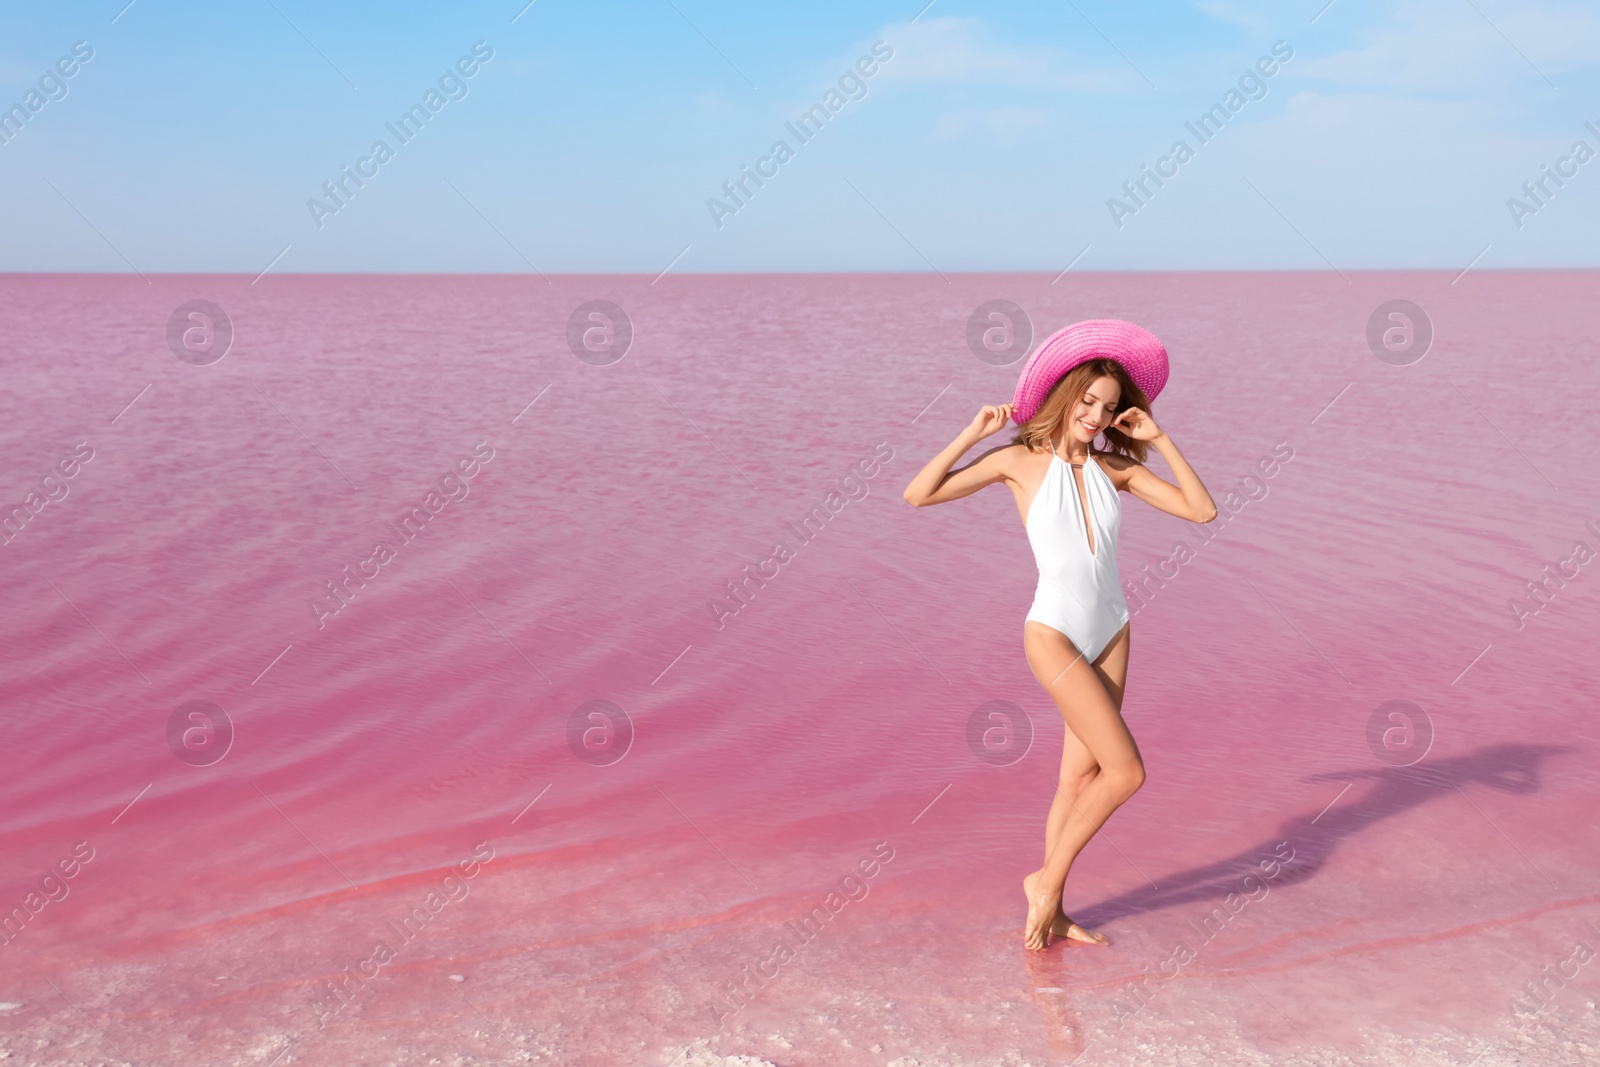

1023,438,1131,663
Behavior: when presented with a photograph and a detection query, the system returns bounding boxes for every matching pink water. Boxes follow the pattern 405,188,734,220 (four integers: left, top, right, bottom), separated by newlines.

1,272,1597,1067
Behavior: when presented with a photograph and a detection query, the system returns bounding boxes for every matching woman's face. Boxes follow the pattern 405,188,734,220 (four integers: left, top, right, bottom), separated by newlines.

1065,375,1122,443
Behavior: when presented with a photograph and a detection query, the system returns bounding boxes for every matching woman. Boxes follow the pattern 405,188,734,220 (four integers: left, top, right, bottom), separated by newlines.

903,320,1217,950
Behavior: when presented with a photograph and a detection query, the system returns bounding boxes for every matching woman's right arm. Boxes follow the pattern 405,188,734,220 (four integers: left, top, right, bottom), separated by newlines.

902,404,1015,507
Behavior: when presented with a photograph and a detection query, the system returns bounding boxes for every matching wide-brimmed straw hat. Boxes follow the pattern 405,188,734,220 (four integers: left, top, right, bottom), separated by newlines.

1011,319,1168,425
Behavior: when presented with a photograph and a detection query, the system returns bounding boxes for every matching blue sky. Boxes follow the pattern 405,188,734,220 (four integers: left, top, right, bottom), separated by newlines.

1,0,1597,272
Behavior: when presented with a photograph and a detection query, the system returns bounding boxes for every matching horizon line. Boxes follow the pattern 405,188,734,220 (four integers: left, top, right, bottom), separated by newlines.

2,266,1597,277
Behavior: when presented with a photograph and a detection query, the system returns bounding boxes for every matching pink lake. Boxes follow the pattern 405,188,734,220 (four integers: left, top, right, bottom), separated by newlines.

1,271,1597,1066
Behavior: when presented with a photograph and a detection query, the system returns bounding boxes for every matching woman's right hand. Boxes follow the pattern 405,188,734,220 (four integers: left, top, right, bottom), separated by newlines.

966,403,1014,441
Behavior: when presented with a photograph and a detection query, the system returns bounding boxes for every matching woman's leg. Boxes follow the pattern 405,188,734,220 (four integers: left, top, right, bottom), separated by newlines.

1043,625,1130,860
1022,622,1144,950
1042,625,1130,943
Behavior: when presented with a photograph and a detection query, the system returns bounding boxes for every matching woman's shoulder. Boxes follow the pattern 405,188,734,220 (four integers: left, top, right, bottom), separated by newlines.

984,440,1044,482
1002,439,1055,464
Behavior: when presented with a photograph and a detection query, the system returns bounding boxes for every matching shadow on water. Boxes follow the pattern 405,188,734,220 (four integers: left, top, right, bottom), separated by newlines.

1077,742,1570,928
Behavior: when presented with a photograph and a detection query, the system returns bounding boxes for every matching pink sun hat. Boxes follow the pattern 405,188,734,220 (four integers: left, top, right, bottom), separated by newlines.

1017,319,1171,422
1011,319,1169,425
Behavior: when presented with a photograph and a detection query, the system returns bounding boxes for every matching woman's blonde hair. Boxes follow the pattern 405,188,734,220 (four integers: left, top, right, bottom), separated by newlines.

1011,358,1151,463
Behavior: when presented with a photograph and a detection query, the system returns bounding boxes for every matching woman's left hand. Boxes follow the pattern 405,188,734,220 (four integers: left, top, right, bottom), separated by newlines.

1112,406,1164,442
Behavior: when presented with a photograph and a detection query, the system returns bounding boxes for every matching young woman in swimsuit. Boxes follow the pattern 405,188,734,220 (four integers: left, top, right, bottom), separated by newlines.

902,321,1217,951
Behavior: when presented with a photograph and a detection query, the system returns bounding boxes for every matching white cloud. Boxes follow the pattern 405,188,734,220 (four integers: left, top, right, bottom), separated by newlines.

983,107,1053,137
1191,0,1277,35
865,16,1134,93
931,107,1053,143
695,90,736,114
1296,0,1600,92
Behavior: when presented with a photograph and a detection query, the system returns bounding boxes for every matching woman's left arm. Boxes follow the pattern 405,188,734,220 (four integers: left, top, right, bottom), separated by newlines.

1113,408,1218,523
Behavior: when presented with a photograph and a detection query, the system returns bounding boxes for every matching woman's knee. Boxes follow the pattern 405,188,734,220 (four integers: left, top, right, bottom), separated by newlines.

1102,759,1146,799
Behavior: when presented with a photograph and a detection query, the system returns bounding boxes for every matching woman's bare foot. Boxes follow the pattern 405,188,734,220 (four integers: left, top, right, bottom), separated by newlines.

1053,908,1108,945
1022,871,1058,950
